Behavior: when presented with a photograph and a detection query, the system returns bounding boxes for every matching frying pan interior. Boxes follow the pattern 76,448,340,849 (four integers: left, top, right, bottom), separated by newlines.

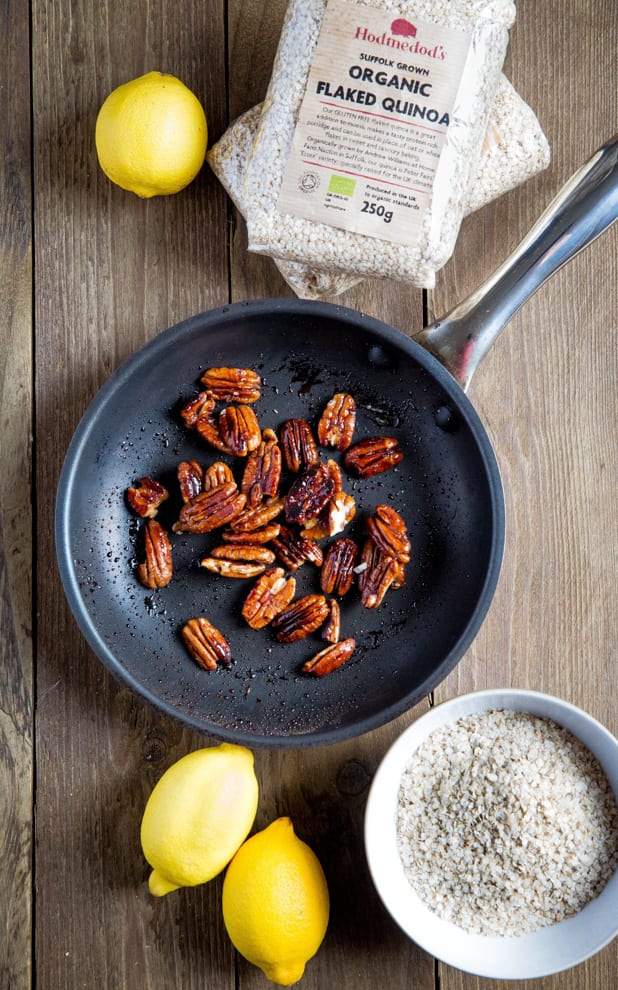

56,300,504,746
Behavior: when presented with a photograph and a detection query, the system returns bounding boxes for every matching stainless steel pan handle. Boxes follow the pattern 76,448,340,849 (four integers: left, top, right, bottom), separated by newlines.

417,135,618,391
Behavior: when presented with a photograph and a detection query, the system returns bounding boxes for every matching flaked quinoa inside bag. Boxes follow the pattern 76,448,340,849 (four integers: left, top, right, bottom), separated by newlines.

242,0,516,286
208,76,550,299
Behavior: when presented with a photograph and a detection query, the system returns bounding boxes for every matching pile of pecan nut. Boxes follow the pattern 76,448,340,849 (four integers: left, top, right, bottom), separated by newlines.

126,367,410,677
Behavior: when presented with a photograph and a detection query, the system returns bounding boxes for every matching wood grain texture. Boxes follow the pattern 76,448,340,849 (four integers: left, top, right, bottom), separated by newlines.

0,1,33,988
13,0,617,987
32,0,232,987
432,1,618,988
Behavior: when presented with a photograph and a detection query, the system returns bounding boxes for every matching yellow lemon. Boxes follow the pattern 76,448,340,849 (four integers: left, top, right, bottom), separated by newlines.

140,743,258,896
95,71,207,197
222,817,330,986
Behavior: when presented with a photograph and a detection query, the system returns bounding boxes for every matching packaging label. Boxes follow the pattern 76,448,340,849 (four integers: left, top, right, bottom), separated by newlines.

276,0,472,245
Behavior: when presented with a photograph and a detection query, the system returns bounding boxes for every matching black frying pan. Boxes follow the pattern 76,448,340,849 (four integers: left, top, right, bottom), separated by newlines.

55,137,618,747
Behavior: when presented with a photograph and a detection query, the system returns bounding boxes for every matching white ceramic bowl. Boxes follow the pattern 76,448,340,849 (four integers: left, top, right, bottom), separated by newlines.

364,689,618,979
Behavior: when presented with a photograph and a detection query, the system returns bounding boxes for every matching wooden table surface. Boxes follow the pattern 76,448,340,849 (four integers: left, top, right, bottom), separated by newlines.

2,0,617,987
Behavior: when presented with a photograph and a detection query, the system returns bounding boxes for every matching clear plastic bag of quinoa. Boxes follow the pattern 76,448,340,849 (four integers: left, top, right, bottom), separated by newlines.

242,0,517,287
208,75,549,299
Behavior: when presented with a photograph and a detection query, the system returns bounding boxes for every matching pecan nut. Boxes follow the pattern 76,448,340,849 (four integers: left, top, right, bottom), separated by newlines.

195,413,235,454
271,525,324,571
280,418,318,473
321,599,341,644
178,460,204,503
222,522,281,545
272,594,330,643
179,391,215,429
200,558,268,579
127,477,169,518
209,544,276,565
317,393,356,451
200,367,261,403
344,436,403,478
230,495,286,532
242,567,297,629
241,431,282,504
366,504,411,564
173,483,246,533
200,544,275,578
357,539,401,608
325,458,344,493
181,617,232,670
284,463,335,525
302,638,357,676
203,461,235,492
301,491,356,541
218,405,262,456
200,542,275,578
136,519,173,588
320,537,359,596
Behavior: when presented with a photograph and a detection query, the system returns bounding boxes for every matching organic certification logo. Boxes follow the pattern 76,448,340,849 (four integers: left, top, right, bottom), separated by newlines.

299,171,320,193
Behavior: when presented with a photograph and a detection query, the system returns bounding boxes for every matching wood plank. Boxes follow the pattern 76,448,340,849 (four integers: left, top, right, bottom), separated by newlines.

33,0,232,986
433,0,618,987
0,1,33,987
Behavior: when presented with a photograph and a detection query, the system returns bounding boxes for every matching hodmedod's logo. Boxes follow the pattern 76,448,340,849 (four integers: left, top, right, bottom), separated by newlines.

391,18,416,38
355,20,446,60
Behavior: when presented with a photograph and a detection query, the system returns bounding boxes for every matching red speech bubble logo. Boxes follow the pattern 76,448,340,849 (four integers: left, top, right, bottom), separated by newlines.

390,18,417,37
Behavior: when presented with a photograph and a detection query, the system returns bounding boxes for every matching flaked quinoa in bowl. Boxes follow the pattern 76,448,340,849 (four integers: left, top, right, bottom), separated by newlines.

396,709,618,937
364,689,618,979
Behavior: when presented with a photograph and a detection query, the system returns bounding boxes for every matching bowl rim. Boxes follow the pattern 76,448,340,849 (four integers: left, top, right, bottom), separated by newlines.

364,688,618,980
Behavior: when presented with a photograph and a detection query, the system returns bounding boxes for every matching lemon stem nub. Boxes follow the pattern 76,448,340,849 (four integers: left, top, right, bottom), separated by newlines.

148,870,181,897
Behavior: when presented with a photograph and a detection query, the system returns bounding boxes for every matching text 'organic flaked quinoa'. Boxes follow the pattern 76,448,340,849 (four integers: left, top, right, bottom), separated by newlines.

396,709,618,937
241,0,516,286
208,75,549,299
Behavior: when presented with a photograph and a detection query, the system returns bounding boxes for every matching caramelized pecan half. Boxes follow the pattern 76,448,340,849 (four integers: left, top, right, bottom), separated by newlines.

301,491,357,541
321,599,341,644
222,522,282,545
195,413,235,454
317,393,357,451
230,496,286,533
280,418,318,473
200,544,275,576
199,559,268,579
302,637,357,676
324,458,344,493
203,461,235,492
172,483,246,533
209,544,276,564
271,525,324,571
344,436,403,478
200,367,261,403
218,405,262,456
127,477,169,518
241,567,297,629
357,539,401,608
181,617,232,670
136,519,173,588
241,431,282,504
179,391,215,429
366,504,411,564
272,594,330,643
285,463,335,525
178,460,204,503
320,537,359,596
